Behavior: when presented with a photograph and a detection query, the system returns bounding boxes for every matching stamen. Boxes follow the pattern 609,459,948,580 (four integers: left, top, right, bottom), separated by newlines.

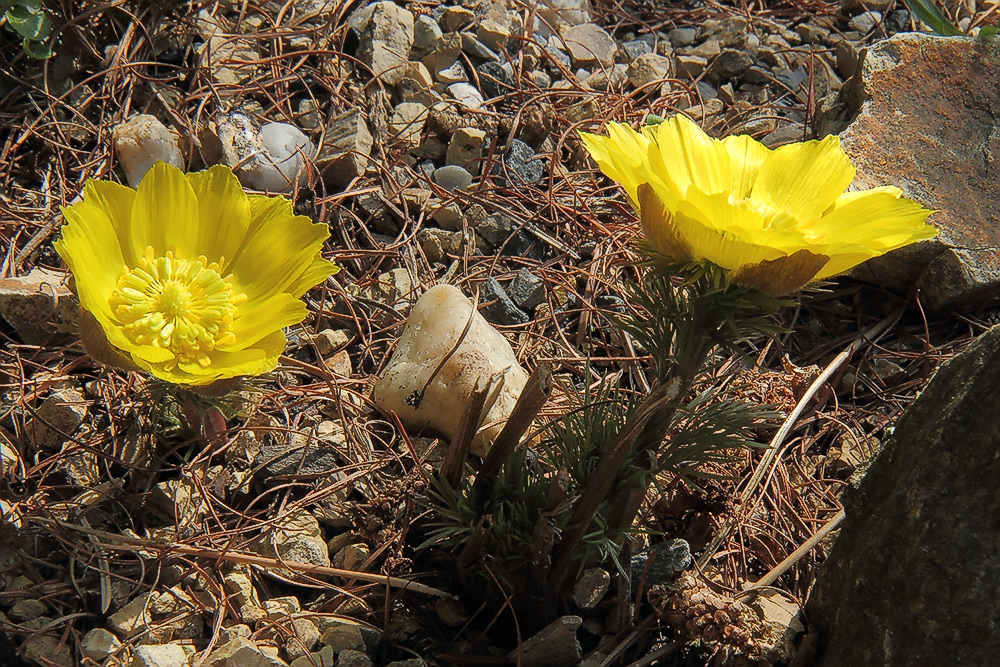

110,247,245,368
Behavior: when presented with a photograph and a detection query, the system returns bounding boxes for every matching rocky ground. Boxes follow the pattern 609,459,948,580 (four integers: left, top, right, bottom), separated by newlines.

0,0,997,666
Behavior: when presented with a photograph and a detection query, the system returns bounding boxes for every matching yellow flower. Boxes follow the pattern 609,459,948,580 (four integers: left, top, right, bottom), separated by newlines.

581,114,937,295
55,162,338,386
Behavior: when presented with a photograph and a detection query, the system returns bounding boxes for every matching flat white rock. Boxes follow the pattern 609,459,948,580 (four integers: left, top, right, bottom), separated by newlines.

374,284,529,455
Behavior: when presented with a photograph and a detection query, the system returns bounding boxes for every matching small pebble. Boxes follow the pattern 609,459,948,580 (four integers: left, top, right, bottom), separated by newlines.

433,165,474,191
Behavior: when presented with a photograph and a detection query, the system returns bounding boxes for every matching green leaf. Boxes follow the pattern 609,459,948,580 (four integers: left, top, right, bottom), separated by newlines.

903,0,962,35
6,5,50,41
980,25,999,37
22,36,50,58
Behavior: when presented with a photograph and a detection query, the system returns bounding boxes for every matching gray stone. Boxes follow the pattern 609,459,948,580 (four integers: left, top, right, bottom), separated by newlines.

226,645,291,667
675,54,708,78
320,621,366,653
709,49,753,79
626,52,671,88
460,32,498,61
668,27,697,47
435,60,468,85
29,386,87,449
335,649,372,667
774,65,808,90
446,82,484,109
82,628,122,662
544,45,571,68
477,60,514,98
620,39,652,61
842,0,892,11
832,34,1000,309
501,139,545,184
630,538,691,592
563,23,617,67
386,661,426,667
317,109,372,187
9,599,45,622
132,644,188,667
572,568,610,609
886,9,911,34
481,278,529,326
808,325,1000,666
419,228,465,263
433,165,474,191
22,629,73,667
848,10,882,33
411,14,441,56
261,438,342,478
509,269,546,310
473,213,536,258
291,646,335,667
509,615,582,667
355,1,414,84
796,22,830,44
389,102,428,147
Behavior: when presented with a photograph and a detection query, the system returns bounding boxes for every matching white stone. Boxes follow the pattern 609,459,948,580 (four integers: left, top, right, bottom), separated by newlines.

373,285,530,455
81,628,122,661
446,82,484,109
255,122,313,192
131,643,188,667
217,113,312,193
112,115,184,188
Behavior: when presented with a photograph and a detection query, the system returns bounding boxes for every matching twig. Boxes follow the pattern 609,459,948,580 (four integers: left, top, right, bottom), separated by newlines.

698,308,902,569
473,362,552,494
747,508,845,590
31,517,452,598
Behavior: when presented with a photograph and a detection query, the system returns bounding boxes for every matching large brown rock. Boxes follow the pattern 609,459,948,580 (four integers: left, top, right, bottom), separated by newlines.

807,325,1000,665
827,34,1000,310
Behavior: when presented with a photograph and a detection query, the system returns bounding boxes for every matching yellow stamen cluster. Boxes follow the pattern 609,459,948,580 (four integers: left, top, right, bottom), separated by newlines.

111,246,246,370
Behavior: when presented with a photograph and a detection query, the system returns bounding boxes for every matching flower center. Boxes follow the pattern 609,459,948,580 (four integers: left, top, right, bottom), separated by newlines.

110,246,247,370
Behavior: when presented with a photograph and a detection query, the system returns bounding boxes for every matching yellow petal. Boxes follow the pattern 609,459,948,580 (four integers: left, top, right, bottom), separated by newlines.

720,134,772,199
580,123,653,209
82,179,138,266
636,184,692,260
286,256,339,299
228,195,330,300
733,249,830,295
130,162,200,260
750,134,854,222
669,194,786,272
176,331,285,382
810,188,935,279
648,114,732,200
220,293,307,351
55,202,125,325
185,165,252,268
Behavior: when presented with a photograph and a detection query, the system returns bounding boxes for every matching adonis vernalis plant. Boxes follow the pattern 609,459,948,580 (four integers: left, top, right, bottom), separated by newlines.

55,162,337,386
580,113,937,294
